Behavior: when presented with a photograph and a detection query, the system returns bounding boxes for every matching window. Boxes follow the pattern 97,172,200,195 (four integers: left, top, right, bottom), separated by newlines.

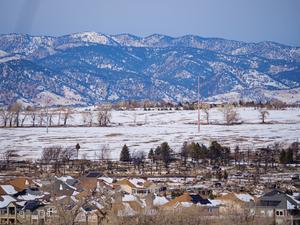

39,210,44,217
276,210,284,216
47,208,53,217
8,207,15,215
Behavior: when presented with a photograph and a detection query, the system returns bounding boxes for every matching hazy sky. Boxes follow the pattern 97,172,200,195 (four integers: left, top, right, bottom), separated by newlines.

0,0,299,46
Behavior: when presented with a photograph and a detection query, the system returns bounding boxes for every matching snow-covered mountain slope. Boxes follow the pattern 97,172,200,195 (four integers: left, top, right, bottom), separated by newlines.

0,32,299,106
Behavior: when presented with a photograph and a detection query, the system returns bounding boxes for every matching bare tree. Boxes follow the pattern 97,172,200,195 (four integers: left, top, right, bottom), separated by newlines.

38,109,46,127
219,104,239,125
259,109,269,124
0,107,10,127
56,106,63,126
26,106,37,127
60,146,77,163
20,107,29,127
1,150,17,168
8,102,23,127
96,144,110,161
96,105,112,127
41,145,63,172
62,108,73,126
201,103,210,124
81,111,93,126
271,99,285,110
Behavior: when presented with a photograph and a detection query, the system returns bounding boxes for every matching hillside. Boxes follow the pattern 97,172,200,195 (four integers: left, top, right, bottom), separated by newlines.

0,32,299,106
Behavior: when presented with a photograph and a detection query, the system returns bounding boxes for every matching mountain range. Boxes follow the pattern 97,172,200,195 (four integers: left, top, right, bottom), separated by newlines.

0,32,300,106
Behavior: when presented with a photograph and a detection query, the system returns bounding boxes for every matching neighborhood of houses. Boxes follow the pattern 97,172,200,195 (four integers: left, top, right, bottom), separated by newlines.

0,119,299,224
1,162,300,225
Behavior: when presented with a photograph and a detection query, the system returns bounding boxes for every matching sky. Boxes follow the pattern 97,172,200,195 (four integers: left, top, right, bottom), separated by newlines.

0,0,299,46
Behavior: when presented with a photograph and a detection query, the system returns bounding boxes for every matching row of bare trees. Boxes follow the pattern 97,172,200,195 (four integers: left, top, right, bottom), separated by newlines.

200,103,270,125
81,105,112,127
0,103,73,127
0,103,112,127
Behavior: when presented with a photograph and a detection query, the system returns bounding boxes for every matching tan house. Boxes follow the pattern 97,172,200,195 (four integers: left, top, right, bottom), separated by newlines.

215,192,256,213
114,179,161,196
0,198,18,224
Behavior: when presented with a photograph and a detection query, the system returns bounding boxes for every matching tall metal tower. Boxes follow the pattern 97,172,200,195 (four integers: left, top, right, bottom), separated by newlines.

198,76,200,133
46,92,49,134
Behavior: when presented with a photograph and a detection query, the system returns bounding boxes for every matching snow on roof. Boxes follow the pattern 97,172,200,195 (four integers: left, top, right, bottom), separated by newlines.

56,175,74,182
98,177,114,184
16,201,26,207
123,194,137,202
17,193,44,201
287,200,296,210
129,178,146,188
1,185,18,195
153,196,169,206
234,193,254,202
0,195,16,208
176,202,193,208
208,199,222,207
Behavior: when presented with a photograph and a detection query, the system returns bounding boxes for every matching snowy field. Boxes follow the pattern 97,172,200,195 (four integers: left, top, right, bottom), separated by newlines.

0,107,300,160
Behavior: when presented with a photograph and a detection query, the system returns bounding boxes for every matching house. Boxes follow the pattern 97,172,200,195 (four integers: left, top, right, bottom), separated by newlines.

75,205,101,225
17,200,47,225
111,191,162,218
161,192,218,213
0,195,18,224
251,190,300,225
215,192,256,213
114,178,162,196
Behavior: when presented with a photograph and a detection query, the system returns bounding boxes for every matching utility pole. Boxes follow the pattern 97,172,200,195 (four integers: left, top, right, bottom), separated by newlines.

198,76,200,133
46,92,49,134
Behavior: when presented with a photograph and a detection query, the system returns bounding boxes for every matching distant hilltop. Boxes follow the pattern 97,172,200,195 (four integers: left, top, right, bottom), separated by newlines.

0,32,299,106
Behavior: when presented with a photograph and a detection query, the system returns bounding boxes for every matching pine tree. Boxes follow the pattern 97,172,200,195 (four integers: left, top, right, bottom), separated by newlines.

279,150,286,164
180,141,189,164
148,148,154,162
160,142,172,168
120,144,130,162
286,148,293,164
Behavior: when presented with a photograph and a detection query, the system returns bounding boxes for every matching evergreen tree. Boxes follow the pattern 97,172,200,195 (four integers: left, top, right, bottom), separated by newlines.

279,150,286,164
199,144,208,159
160,142,172,168
154,146,161,161
148,148,154,162
286,148,293,164
190,142,200,162
120,144,131,162
180,141,189,164
208,141,222,163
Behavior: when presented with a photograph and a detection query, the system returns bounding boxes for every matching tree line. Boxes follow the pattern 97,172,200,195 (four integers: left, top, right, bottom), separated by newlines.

0,102,112,127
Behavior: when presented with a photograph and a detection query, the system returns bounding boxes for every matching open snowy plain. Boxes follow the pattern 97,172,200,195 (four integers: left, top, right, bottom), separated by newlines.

0,107,299,160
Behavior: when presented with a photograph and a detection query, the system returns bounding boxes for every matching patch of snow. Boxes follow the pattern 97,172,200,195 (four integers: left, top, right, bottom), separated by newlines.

153,196,169,206
234,193,254,202
0,195,16,208
1,185,18,195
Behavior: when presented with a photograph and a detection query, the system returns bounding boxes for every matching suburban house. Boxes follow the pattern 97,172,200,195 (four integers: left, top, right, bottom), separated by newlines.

114,178,163,196
251,190,300,225
161,192,218,213
0,196,19,224
215,192,256,213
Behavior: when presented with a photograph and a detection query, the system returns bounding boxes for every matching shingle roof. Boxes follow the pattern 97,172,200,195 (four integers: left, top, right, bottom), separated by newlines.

23,200,44,212
9,178,33,192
